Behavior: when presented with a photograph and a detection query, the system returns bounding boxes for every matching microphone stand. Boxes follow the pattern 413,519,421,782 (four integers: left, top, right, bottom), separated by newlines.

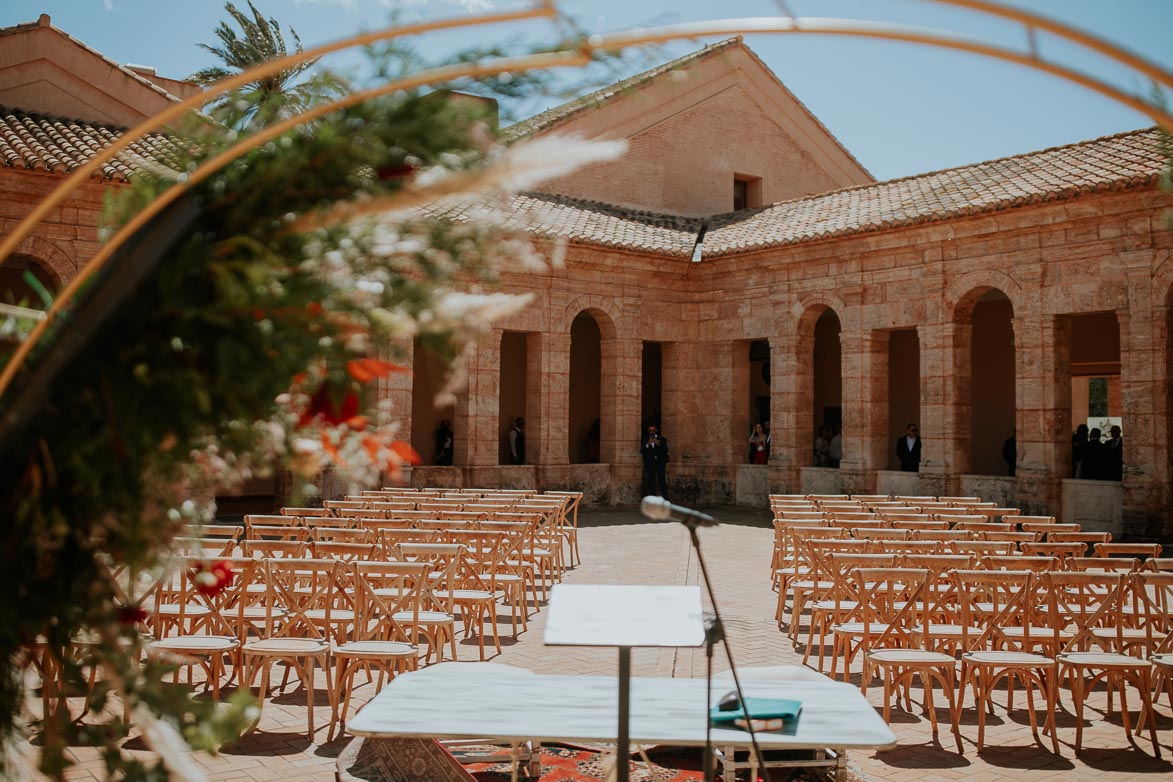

683,517,767,782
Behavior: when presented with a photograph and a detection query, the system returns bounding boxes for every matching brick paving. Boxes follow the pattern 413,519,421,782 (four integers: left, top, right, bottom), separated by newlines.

46,507,1173,781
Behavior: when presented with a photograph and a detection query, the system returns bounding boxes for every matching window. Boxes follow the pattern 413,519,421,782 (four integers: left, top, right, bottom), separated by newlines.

733,174,762,211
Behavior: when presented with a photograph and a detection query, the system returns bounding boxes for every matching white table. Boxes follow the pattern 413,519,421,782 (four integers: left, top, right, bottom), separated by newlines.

348,664,896,782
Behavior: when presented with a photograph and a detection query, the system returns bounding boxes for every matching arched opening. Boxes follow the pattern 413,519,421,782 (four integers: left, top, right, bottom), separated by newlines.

887,329,921,471
1066,311,1122,480
569,312,602,464
745,339,771,463
0,254,58,305
410,339,457,466
641,341,662,434
498,331,530,465
812,309,842,468
968,290,1016,476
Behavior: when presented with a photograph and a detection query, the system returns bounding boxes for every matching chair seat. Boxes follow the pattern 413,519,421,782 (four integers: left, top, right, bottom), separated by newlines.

392,610,453,625
811,600,858,611
919,623,983,638
435,589,494,601
831,622,891,635
243,638,329,655
149,636,239,654
1090,627,1148,641
1002,625,1073,640
153,603,212,618
334,640,417,658
867,649,956,665
305,608,357,623
963,650,1054,666
791,580,835,591
1151,654,1173,669
1058,651,1147,668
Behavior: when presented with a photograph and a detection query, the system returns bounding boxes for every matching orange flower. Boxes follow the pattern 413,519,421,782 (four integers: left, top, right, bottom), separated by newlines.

389,440,421,466
192,560,235,597
346,358,407,384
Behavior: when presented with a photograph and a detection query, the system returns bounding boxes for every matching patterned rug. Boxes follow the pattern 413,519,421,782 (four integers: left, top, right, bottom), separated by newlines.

463,744,875,782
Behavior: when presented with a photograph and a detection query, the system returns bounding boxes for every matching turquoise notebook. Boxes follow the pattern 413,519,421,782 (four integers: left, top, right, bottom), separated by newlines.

709,697,802,724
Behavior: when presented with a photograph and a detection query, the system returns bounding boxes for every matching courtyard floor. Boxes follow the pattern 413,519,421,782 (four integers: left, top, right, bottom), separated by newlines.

52,506,1173,782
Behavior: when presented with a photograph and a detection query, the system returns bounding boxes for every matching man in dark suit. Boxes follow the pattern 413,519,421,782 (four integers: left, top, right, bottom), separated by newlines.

1105,425,1124,481
896,423,922,472
641,424,670,499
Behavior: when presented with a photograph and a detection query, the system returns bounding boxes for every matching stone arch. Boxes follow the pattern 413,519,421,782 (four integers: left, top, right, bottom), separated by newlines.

568,305,618,464
793,297,846,469
4,235,76,290
562,295,621,340
945,271,1024,322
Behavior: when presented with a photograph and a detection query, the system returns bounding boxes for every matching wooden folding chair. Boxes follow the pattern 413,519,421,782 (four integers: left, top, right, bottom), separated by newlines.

859,567,962,750
803,551,892,672
955,569,1060,753
242,558,340,739
281,506,332,518
889,519,951,531
1044,571,1161,754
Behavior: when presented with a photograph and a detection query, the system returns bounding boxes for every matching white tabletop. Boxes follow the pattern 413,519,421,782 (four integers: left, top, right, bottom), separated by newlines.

348,665,896,751
544,584,705,648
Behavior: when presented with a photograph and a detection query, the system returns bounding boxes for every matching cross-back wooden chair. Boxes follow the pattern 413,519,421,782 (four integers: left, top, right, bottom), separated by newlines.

379,542,461,663
241,558,340,739
311,526,376,545
312,540,379,562
323,499,369,512
944,540,1015,558
849,494,891,503
417,534,502,660
240,538,309,559
938,496,980,504
1022,522,1080,536
857,567,962,749
147,556,259,699
1043,571,1161,754
1019,543,1085,564
828,511,880,523
542,490,583,567
775,526,847,626
803,551,893,672
1048,531,1112,555
878,513,935,524
876,540,944,556
244,523,309,542
282,506,333,518
978,530,1039,545
1132,572,1173,734
329,561,438,739
1094,542,1164,561
335,507,390,521
850,527,911,541
181,522,244,541
952,521,1012,534
245,513,303,530
1011,515,1058,527
913,529,973,542
953,569,1060,753
1068,556,1142,573
890,519,951,532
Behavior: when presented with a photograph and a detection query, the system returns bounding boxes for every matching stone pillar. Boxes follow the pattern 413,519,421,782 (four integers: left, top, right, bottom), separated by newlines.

610,336,643,502
458,330,501,468
536,331,570,473
1014,314,1068,515
1117,250,1169,536
769,331,801,492
839,330,887,494
524,332,544,463
920,321,968,496
380,339,414,484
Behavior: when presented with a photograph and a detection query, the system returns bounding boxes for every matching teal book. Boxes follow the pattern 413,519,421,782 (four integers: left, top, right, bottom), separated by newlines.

709,698,802,724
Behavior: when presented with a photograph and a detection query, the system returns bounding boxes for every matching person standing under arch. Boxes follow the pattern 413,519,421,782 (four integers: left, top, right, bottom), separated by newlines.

896,423,922,472
641,424,670,499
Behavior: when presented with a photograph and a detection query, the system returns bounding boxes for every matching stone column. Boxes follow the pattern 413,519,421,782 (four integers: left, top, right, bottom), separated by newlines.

536,331,570,484
839,329,887,494
1117,250,1169,536
919,321,968,496
380,338,414,485
459,330,501,469
1014,314,1068,515
769,331,801,492
609,336,644,502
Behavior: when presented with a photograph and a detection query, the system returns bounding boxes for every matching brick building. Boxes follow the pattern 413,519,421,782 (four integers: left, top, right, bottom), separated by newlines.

1,20,1169,536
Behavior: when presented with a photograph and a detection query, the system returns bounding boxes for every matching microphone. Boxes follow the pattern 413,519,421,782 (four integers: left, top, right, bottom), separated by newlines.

640,496,718,527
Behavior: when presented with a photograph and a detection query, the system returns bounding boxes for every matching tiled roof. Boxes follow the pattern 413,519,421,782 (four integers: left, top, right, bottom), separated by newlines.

448,192,701,258
500,37,744,142
489,127,1165,258
700,127,1166,257
0,107,181,182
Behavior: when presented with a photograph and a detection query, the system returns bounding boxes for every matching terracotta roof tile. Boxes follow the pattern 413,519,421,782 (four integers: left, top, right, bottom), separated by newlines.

0,107,180,182
699,126,1166,256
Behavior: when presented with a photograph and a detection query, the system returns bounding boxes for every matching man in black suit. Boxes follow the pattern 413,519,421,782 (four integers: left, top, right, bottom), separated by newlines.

641,424,670,499
896,422,922,472
1105,425,1124,481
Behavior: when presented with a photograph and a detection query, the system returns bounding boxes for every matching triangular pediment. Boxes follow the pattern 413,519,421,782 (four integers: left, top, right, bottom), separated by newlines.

0,15,185,127
509,38,873,217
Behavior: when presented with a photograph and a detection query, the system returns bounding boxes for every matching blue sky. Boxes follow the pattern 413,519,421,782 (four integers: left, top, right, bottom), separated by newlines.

4,0,1171,181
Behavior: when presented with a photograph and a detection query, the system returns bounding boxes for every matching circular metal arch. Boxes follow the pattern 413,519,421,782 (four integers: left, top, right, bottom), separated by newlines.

1,0,1170,398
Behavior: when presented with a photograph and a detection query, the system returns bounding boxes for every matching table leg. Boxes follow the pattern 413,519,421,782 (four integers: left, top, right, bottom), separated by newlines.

528,740,542,778
836,749,847,782
617,646,631,782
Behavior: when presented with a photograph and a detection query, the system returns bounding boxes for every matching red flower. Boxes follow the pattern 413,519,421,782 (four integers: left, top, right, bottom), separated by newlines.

193,560,235,597
376,163,417,181
346,358,407,384
117,606,149,626
297,383,360,428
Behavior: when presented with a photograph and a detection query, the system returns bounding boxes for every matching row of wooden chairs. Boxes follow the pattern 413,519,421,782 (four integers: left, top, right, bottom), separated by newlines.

802,563,1173,754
